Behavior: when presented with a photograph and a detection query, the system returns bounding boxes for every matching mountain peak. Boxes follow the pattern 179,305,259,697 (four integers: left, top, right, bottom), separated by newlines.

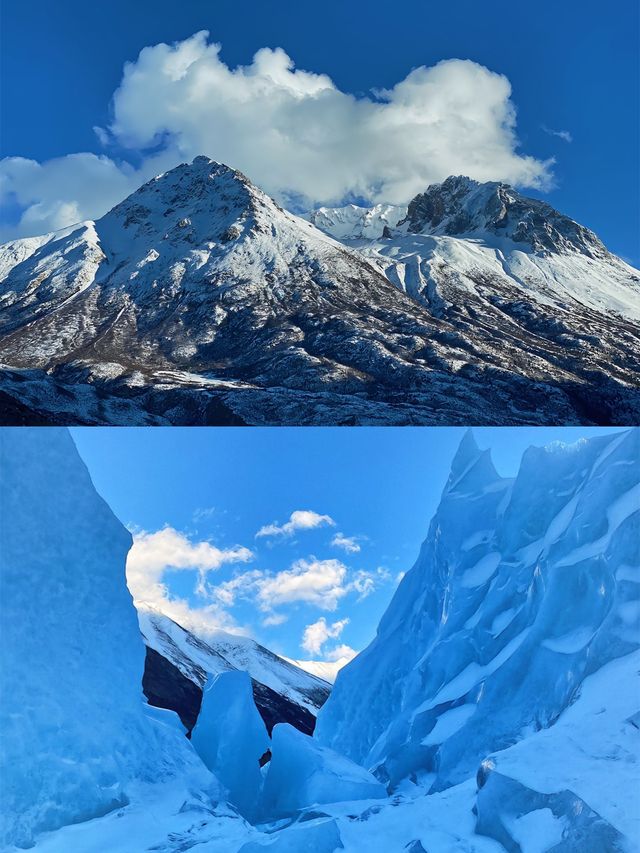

98,156,273,253
402,175,608,258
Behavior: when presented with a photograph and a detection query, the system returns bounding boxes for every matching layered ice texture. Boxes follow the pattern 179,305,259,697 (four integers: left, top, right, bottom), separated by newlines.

316,428,640,845
191,671,269,821
0,429,206,849
260,723,385,819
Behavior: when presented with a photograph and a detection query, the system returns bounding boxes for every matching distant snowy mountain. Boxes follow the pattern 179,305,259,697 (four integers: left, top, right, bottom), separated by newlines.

284,656,348,684
140,609,330,735
316,428,640,849
315,176,640,322
0,157,638,426
307,203,406,240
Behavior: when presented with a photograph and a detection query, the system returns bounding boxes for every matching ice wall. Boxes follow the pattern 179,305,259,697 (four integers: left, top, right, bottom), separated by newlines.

260,723,385,818
316,429,640,794
0,429,202,848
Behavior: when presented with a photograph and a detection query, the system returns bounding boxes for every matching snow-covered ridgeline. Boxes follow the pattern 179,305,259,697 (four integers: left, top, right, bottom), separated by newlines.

139,608,330,735
0,158,638,427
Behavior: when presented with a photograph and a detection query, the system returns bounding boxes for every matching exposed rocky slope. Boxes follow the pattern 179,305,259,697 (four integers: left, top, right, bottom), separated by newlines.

0,159,638,425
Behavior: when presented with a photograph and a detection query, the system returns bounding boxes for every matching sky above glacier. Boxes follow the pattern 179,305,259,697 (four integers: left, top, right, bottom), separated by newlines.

71,426,626,667
1,0,638,263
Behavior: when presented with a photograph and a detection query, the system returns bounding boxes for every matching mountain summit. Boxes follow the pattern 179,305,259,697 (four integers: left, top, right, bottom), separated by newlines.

401,175,609,257
0,157,638,425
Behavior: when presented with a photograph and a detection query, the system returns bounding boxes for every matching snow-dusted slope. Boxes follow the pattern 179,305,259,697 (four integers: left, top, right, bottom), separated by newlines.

323,177,640,321
0,159,638,426
140,609,330,734
284,656,347,684
307,203,406,240
316,428,640,847
0,430,208,849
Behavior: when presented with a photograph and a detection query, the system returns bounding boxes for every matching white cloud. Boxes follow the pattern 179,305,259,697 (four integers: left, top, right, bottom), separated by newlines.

256,557,348,610
205,556,387,616
542,125,573,143
324,644,357,664
331,533,361,554
192,506,218,522
0,30,552,241
302,616,349,655
262,612,288,627
256,509,335,539
126,525,253,635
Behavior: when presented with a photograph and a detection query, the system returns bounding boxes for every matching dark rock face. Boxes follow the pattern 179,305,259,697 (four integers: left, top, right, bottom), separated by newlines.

251,680,320,737
142,646,326,738
403,176,609,258
143,646,203,733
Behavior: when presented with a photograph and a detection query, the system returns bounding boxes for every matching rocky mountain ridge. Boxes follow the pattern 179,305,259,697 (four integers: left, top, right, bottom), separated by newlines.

0,157,638,425
140,609,331,736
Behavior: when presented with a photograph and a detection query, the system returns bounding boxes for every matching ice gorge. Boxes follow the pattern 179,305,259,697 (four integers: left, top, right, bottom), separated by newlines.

0,427,638,852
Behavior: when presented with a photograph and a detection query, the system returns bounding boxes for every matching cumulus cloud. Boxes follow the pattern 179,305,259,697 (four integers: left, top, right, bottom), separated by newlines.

302,616,349,655
324,644,357,664
205,555,387,616
126,525,253,635
256,509,335,539
0,30,552,241
331,533,361,554
256,557,348,610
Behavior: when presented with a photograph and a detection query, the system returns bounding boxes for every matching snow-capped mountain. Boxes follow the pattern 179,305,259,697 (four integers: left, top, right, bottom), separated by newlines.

315,176,640,320
140,609,330,735
307,203,406,240
0,158,638,426
315,428,640,849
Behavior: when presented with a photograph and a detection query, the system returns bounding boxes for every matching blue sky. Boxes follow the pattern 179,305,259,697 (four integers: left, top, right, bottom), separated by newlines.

71,426,626,667
1,0,638,263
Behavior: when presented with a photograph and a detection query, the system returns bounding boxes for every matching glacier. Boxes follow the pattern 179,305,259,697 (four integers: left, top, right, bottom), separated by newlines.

316,428,640,848
191,671,269,821
260,723,386,819
2,426,638,852
0,429,210,849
